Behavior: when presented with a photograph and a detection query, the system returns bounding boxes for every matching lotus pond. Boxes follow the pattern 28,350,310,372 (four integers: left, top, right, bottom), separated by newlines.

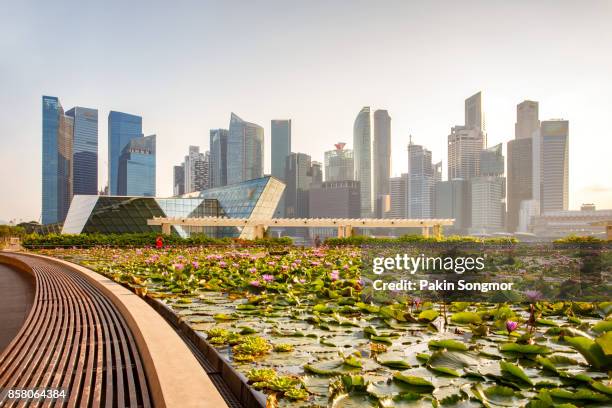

37,246,611,407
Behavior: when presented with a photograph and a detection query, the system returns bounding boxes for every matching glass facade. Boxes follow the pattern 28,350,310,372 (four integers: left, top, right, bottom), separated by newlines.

63,176,285,239
66,107,98,195
209,128,228,188
118,135,156,197
227,113,264,185
108,111,143,195
353,107,373,217
42,96,73,225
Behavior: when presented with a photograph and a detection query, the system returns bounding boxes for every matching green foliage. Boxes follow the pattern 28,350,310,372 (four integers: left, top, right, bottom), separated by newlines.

21,232,293,248
324,234,518,246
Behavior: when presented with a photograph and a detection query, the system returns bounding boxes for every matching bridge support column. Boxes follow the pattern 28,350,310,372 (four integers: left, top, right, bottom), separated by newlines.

345,225,353,237
161,223,171,235
254,224,266,239
421,226,430,238
432,224,441,239
607,224,612,240
337,226,345,238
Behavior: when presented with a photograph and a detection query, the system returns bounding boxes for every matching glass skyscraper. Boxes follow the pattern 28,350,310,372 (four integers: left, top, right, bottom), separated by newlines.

271,120,291,181
227,113,264,185
210,129,228,188
66,107,98,196
108,111,143,195
373,109,391,216
42,96,74,225
117,134,156,197
353,107,373,217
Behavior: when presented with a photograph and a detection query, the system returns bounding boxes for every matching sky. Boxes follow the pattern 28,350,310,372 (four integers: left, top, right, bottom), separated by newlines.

1,0,611,222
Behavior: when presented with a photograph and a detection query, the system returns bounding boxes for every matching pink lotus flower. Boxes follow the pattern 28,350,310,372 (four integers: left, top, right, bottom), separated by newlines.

262,274,274,283
330,270,339,281
249,280,260,287
248,267,257,273
192,261,199,269
173,263,184,271
506,320,518,334
281,265,289,271
219,261,227,268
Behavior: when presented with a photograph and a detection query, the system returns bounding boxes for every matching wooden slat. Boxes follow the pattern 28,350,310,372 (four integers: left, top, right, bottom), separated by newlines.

0,254,152,408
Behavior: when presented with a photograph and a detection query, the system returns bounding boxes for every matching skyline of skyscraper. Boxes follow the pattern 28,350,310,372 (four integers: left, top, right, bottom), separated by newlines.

353,107,373,217
117,134,156,197
470,143,506,234
271,119,291,218
324,143,354,182
227,113,264,185
373,109,391,217
407,138,435,219
65,107,98,196
539,119,569,213
108,111,143,195
173,163,185,196
209,128,228,188
42,96,73,225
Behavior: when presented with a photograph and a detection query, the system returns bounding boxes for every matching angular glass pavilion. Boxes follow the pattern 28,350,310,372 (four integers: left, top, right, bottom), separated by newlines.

62,176,285,238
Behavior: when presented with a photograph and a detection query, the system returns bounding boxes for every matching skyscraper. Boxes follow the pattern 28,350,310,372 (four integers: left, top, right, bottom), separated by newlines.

465,91,485,132
284,152,315,219
42,96,74,224
407,138,435,218
387,174,408,219
108,111,143,195
227,113,264,185
65,107,98,196
515,100,539,140
324,143,354,182
470,144,506,234
353,107,373,217
271,120,291,181
448,92,487,181
434,179,471,234
271,120,291,218
373,109,391,217
209,128,228,188
539,120,569,213
173,164,185,196
183,146,210,193
117,134,156,197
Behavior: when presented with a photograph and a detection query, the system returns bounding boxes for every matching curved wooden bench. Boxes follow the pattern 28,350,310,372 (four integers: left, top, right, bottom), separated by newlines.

0,253,151,407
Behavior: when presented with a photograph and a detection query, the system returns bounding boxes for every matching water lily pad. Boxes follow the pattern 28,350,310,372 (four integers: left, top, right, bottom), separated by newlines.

499,361,533,385
451,312,482,325
393,372,435,391
428,339,469,351
499,343,552,355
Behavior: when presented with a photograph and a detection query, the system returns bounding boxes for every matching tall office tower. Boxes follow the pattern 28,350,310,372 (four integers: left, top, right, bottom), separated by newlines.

470,177,505,233
227,113,264,185
515,100,540,140
183,146,209,193
284,152,318,219
407,139,435,218
507,100,540,232
465,91,485,132
42,96,74,224
108,111,143,195
480,143,504,177
324,143,354,182
271,120,291,181
209,128,228,188
271,120,291,218
353,107,373,217
173,164,185,196
373,110,391,217
65,107,98,195
540,120,569,213
117,135,156,197
447,126,486,180
434,179,471,234
387,174,408,219
470,143,506,233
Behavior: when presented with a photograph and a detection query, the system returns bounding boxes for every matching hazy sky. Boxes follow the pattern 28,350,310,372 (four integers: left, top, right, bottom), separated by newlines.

1,0,611,222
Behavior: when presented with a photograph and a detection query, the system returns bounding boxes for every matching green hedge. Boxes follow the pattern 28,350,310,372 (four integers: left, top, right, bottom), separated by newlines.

324,234,518,246
22,232,293,248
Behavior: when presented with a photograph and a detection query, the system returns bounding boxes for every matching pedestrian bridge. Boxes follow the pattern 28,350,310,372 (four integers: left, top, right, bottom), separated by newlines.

147,217,455,238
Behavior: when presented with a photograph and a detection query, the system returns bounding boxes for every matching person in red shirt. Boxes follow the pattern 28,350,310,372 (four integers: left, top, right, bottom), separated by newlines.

155,236,163,249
